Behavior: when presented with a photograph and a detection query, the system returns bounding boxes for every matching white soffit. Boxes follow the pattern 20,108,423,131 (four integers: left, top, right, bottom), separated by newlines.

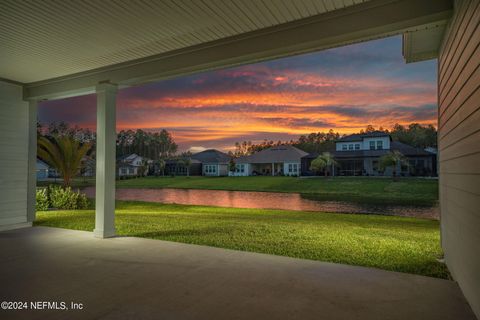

402,22,448,63
0,0,368,83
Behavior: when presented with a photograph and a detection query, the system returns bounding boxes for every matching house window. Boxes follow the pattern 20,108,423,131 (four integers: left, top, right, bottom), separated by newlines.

376,140,383,150
355,144,360,150
372,160,378,171
293,164,298,172
288,164,293,173
349,144,353,150
342,144,347,151
417,159,425,168
240,164,245,173
121,168,127,174
370,141,375,150
205,165,217,174
128,168,134,174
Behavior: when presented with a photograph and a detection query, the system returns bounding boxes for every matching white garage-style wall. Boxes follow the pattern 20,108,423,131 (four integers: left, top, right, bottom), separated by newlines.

0,81,36,231
438,0,480,317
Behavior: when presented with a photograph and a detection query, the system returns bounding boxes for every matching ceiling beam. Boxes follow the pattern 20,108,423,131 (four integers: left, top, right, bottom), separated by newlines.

24,0,452,100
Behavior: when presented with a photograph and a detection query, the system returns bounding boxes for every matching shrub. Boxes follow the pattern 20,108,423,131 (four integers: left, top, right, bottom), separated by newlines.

48,185,89,210
36,188,50,211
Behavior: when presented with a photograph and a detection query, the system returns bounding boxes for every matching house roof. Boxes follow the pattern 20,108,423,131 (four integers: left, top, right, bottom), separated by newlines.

390,141,433,156
237,145,308,164
191,149,230,164
337,131,390,142
116,153,140,161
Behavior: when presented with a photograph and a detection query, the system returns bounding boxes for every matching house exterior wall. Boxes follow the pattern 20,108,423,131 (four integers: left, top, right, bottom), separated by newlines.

218,164,228,176
283,162,301,176
118,167,138,177
336,136,390,151
202,163,228,176
438,0,480,317
362,137,390,150
0,81,32,231
230,163,250,176
336,141,361,151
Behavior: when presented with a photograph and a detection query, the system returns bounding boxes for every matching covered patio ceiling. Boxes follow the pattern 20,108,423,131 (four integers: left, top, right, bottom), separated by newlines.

0,0,451,100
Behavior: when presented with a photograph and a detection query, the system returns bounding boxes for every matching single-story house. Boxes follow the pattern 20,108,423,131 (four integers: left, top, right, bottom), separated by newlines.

36,159,49,180
191,149,231,176
117,153,149,177
234,145,308,176
301,131,437,177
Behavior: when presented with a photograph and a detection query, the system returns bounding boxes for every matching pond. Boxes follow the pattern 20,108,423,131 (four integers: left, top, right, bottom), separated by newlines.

83,187,439,219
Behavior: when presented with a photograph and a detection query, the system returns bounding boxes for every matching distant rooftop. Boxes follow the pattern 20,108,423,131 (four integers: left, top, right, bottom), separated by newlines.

237,145,308,164
191,149,230,164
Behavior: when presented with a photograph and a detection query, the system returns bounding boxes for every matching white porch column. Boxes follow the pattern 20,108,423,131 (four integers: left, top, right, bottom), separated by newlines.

94,83,117,238
26,100,37,223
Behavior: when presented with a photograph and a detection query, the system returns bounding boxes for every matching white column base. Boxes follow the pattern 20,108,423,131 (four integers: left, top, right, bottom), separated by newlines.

93,228,116,239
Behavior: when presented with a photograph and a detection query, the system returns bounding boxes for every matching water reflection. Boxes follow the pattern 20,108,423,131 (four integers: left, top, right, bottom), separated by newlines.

83,187,438,220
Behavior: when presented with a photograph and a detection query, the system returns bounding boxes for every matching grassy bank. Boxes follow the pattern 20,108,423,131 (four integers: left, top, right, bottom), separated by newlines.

116,176,438,206
35,200,447,278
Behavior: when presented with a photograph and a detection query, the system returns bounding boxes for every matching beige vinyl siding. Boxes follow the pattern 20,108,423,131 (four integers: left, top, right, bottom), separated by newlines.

0,81,30,229
438,0,480,317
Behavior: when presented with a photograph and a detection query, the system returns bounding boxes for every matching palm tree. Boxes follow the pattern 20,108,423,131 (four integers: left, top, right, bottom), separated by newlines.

310,152,338,177
37,135,92,187
379,150,408,181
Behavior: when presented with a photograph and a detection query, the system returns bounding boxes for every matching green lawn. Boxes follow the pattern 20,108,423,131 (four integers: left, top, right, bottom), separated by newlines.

35,200,447,279
116,176,438,206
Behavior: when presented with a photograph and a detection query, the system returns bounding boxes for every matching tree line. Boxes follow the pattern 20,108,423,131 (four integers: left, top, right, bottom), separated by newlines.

38,121,178,160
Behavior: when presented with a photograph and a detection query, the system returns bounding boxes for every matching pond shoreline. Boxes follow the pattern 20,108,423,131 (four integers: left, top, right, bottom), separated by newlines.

83,187,439,220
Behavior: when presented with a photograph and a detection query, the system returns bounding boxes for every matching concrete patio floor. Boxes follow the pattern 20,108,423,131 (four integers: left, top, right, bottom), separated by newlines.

0,227,475,320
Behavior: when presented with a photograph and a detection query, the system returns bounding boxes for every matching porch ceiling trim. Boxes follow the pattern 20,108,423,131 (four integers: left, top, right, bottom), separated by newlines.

24,0,452,100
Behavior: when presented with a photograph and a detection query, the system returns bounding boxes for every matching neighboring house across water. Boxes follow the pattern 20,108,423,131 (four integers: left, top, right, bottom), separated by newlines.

191,149,230,176
301,131,437,177
81,156,96,177
36,159,50,180
234,145,308,176
117,153,149,177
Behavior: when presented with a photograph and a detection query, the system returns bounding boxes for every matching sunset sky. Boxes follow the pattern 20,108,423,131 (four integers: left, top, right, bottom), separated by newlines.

39,35,437,152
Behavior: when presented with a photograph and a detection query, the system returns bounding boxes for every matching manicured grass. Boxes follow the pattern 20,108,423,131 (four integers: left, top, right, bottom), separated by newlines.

117,176,438,206
35,200,447,279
